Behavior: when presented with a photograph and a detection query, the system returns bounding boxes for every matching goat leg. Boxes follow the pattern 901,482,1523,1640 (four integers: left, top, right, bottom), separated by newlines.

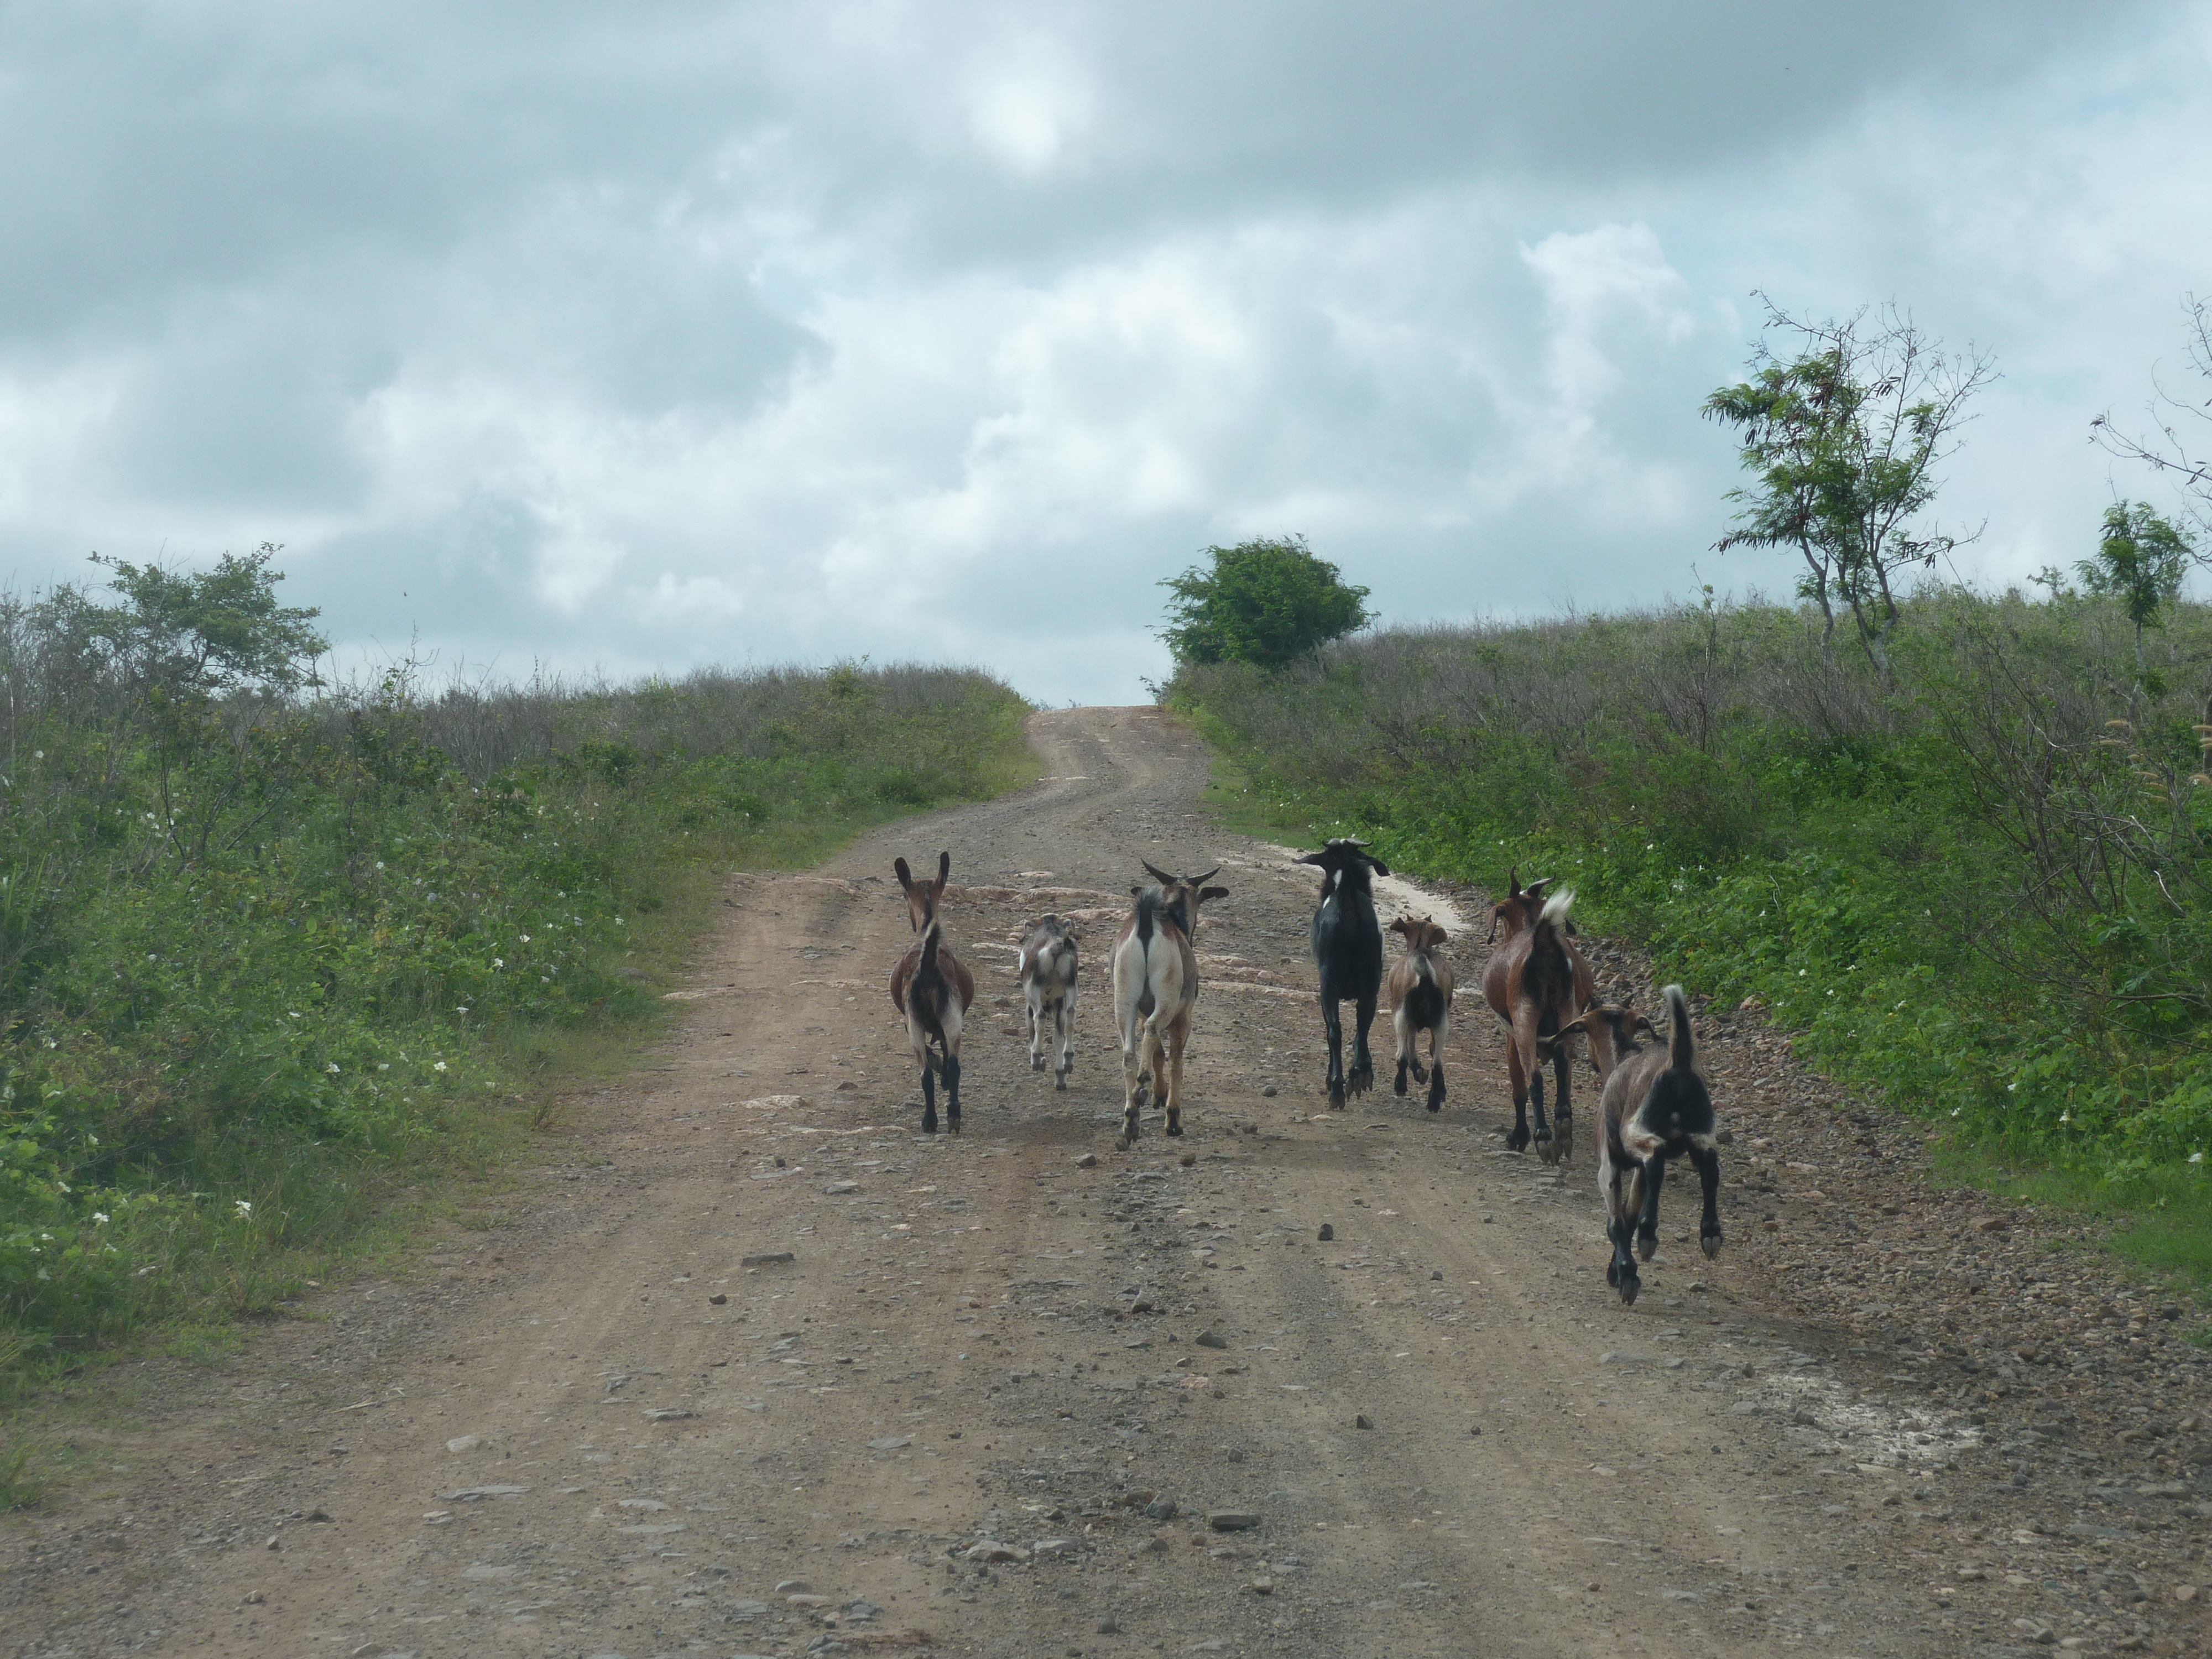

1549,1043,1573,1166
1609,1212,1642,1304
1635,1154,1666,1261
1426,1042,1446,1113
1692,1143,1723,1258
920,1061,938,1136
1027,994,1047,1071
1528,1064,1554,1163
1504,1041,1531,1153
943,1051,962,1134
1321,994,1347,1109
1348,993,1378,1098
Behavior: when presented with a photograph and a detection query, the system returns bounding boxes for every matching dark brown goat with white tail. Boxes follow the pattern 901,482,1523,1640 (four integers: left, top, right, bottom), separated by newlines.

1480,870,1594,1162
1385,915,1454,1112
1565,986,1723,1305
888,852,976,1135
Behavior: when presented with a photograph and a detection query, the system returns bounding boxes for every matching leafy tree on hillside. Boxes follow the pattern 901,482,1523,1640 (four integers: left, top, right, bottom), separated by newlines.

2078,500,2193,677
1704,297,1995,679
1159,535,1371,668
82,543,327,702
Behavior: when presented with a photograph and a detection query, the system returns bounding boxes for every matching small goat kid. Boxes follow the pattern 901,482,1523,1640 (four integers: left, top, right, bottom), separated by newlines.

1569,986,1722,1305
1480,870,1594,1163
1109,860,1228,1146
1298,839,1389,1109
888,852,976,1135
1016,915,1080,1089
1385,915,1454,1112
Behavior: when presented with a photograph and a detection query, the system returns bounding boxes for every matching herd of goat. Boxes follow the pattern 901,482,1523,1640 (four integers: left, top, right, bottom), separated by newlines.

885,841,1721,1304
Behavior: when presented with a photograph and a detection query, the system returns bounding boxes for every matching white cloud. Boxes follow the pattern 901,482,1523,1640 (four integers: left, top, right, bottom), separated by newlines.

0,1,2205,701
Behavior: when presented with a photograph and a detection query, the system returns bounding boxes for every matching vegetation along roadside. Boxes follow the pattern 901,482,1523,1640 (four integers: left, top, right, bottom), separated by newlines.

1164,302,2212,1296
0,547,1034,1423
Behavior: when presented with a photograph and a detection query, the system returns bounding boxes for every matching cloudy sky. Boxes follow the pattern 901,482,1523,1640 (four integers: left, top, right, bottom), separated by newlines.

3,1,2209,705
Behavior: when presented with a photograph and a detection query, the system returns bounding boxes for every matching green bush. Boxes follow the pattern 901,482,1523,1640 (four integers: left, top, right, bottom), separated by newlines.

1172,586,2212,1181
0,558,1031,1386
1158,535,1371,667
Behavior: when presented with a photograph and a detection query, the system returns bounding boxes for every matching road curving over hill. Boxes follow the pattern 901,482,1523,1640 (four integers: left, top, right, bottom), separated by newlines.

7,705,2209,1658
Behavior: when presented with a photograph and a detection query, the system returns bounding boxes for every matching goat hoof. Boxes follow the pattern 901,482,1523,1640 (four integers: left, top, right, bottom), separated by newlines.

1327,1084,1345,1109
1392,1072,1408,1097
1054,1077,1067,1092
1426,1097,1442,1114
1702,1233,1723,1259
1636,1233,1656,1262
921,1117,937,1135
1030,1055,1046,1071
1165,1121,1182,1138
1618,1275,1640,1307
1605,1260,1619,1287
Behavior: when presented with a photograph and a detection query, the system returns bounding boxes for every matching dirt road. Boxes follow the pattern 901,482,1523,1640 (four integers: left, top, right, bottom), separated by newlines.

8,706,2210,1658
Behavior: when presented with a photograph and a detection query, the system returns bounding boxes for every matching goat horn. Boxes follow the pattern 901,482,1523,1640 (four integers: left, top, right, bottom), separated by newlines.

1140,859,1175,885
1191,865,1221,885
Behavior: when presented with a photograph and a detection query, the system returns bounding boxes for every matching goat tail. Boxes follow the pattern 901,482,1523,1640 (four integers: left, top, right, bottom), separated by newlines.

1662,983,1694,1072
1537,888,1575,934
1411,951,1435,986
913,922,951,1061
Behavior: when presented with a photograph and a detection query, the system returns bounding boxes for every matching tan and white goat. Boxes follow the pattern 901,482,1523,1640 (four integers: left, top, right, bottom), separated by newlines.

1017,915,1080,1089
1385,914,1455,1112
1108,860,1227,1146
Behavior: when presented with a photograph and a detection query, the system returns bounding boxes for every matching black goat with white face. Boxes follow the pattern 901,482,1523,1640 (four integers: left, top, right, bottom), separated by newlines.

1298,839,1390,1109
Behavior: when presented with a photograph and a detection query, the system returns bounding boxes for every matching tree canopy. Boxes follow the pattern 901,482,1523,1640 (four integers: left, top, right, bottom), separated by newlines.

1158,535,1371,669
1704,298,1993,677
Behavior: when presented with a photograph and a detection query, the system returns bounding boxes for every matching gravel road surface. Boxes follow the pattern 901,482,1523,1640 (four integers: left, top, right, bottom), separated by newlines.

7,706,2210,1659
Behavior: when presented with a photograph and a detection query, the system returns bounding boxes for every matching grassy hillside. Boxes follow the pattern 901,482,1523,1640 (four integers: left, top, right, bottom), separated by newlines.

1172,587,2212,1282
0,559,1032,1407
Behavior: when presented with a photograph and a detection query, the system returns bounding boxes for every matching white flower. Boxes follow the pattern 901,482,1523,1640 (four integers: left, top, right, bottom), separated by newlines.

56,1181,68,1194
288,1011,301,1019
614,917,623,926
326,1063,341,1074
233,1200,252,1219
92,1212,109,1225
377,1062,389,1072
2059,1111,2072,1124
493,958,504,968
520,933,531,943
456,1006,469,1015
2193,1151,2205,1165
2007,1081,2018,1093
434,1061,448,1072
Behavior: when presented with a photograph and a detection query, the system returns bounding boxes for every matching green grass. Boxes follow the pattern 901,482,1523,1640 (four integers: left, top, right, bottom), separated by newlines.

0,641,1035,1431
1172,587,2212,1297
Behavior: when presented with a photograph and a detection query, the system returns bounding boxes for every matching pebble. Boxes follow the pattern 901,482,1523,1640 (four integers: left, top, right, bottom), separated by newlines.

1599,1352,1651,1366
1317,1224,1334,1242
1431,1269,1443,1280
643,1408,693,1421
741,1251,796,1267
1032,1537,1078,1556
1195,1330,1229,1350
1145,1499,1178,1521
444,1435,483,1453
775,1578,813,1594
1355,1414,1374,1430
966,1541,1030,1563
436,1485,529,1501
1207,1510,1262,1532
823,1181,859,1194
1261,1085,1278,1097
1180,1152,1197,1167
709,1292,728,1305
1097,1613,1120,1633
868,1436,912,1450
1075,1153,1098,1168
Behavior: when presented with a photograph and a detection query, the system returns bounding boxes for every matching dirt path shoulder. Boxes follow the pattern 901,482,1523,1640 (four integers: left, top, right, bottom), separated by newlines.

4,706,2208,1659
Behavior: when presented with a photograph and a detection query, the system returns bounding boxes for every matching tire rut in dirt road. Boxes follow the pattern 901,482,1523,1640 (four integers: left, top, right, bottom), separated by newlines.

6,706,2203,1658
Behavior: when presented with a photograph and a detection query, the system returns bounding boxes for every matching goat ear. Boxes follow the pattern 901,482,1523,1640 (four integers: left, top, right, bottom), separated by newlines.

1635,1015,1659,1039
933,850,950,895
1365,854,1391,877
1430,925,1449,943
1295,851,1326,865
894,857,915,894
1198,885,1229,904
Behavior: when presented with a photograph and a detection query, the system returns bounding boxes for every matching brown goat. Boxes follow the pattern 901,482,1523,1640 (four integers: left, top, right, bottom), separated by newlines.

888,852,977,1135
1567,986,1722,1305
1385,915,1454,1112
1480,869,1594,1162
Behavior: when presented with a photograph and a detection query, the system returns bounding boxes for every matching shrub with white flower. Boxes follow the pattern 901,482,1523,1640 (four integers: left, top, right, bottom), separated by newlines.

233,1199,252,1219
